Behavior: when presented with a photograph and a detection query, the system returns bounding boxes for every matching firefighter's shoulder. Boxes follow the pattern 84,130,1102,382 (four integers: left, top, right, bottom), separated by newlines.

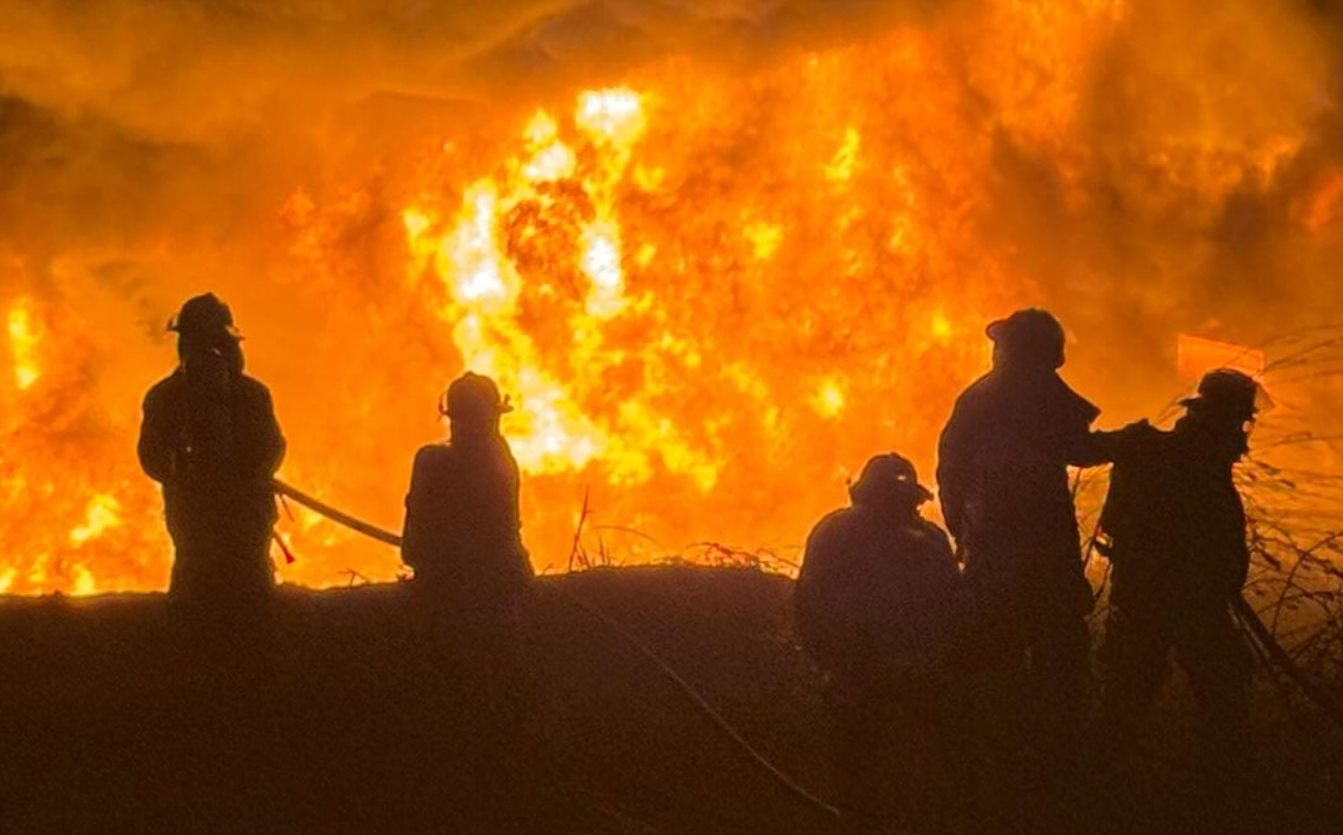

952,372,996,407
411,443,454,471
804,508,857,552
142,370,185,409
909,518,954,554
235,373,276,404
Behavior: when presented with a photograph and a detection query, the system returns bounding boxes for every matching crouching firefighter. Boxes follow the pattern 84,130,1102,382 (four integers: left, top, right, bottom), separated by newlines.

138,293,286,632
796,454,975,832
1094,369,1265,763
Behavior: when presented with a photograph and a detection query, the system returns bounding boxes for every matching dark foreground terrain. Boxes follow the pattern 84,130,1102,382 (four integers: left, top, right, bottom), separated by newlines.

1,566,1340,834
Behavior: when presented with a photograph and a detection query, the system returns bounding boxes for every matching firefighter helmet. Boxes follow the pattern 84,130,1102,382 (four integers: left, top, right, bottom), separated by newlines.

849,453,934,507
441,371,514,418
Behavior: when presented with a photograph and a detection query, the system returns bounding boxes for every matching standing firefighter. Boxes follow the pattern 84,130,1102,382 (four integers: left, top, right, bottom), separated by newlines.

936,309,1102,773
1095,369,1262,762
796,453,972,832
138,293,285,623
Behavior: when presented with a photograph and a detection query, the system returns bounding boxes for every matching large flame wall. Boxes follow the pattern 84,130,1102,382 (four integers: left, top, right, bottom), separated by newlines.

3,0,1343,593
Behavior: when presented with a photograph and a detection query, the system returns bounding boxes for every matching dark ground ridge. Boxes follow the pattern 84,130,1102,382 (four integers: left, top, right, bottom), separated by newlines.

2,565,1341,834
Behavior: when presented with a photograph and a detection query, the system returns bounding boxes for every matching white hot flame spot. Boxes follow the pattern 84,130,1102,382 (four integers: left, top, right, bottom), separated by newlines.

440,181,516,308
576,88,646,148
581,221,626,317
521,110,577,183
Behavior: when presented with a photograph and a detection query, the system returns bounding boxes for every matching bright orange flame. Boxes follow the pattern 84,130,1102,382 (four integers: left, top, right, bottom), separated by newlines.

69,493,123,547
3,0,1337,594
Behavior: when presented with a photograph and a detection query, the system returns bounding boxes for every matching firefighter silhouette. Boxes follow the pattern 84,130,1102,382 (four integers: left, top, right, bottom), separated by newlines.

936,309,1104,775
1094,369,1264,763
402,371,533,608
401,372,537,826
796,453,975,832
138,294,285,620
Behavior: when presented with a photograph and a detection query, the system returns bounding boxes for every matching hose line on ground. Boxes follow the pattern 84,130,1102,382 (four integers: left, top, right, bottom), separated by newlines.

270,477,841,824
272,477,1343,823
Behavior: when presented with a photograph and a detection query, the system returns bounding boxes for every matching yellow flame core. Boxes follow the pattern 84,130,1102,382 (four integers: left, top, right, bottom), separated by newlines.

931,312,954,343
825,127,862,182
744,222,784,261
8,303,40,390
70,494,123,546
813,380,847,418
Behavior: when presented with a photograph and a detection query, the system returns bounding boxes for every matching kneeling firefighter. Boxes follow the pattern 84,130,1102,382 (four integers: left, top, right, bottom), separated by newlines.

796,453,975,832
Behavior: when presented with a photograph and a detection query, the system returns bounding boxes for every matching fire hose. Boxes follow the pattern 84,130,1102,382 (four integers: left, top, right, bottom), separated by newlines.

270,478,842,824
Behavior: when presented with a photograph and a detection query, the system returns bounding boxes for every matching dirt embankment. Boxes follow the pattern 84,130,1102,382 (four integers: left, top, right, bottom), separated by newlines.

0,566,832,834
3,565,1341,834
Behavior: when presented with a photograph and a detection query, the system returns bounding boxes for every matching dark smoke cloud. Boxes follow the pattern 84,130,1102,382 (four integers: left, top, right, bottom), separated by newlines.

0,1,940,144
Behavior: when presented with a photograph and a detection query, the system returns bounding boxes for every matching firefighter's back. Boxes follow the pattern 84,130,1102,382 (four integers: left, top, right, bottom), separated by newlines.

403,436,531,603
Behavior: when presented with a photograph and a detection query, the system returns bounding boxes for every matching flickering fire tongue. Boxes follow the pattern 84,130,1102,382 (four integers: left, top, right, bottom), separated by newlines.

3,0,1342,595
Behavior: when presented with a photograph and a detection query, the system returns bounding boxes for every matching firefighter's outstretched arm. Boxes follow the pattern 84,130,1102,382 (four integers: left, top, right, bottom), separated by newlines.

1058,389,1109,467
1070,427,1125,468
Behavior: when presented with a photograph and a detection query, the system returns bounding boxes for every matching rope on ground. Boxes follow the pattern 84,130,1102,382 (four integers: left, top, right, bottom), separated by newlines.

270,477,841,825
